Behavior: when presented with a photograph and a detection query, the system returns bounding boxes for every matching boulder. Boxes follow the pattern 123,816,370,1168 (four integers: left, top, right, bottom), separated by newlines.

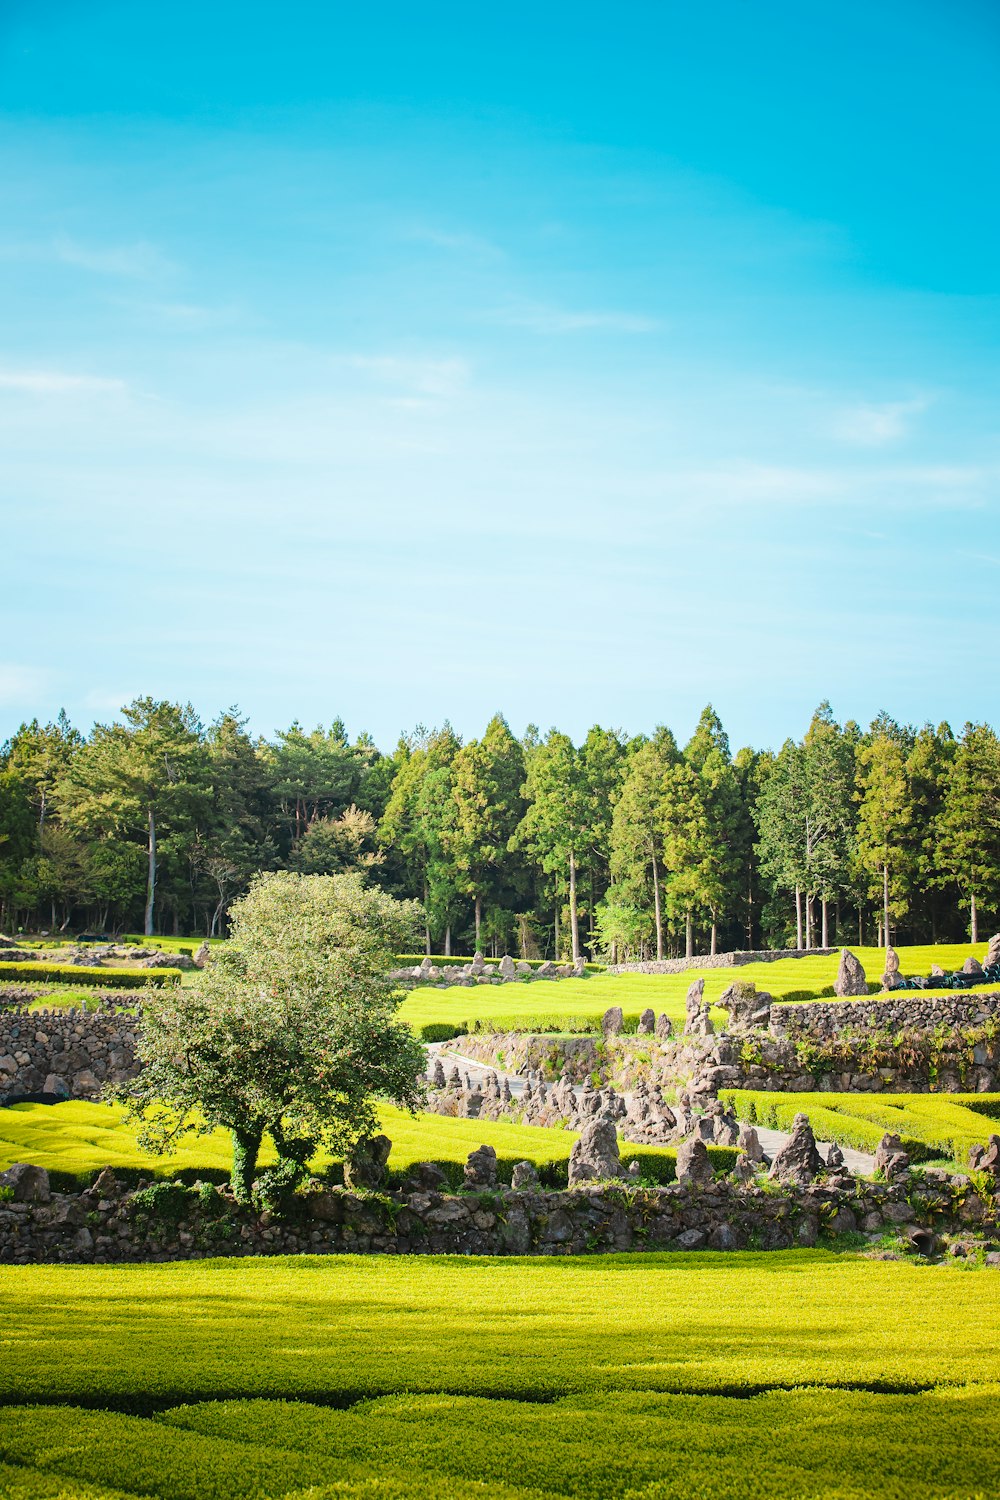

464,1144,498,1189
470,951,487,976
834,949,868,998
568,1115,622,1185
404,1161,449,1192
601,1006,625,1039
43,1073,70,1099
343,1134,392,1191
962,955,984,976
636,1008,655,1035
985,934,1000,968
930,963,945,978
498,954,517,980
536,961,558,978
675,1137,714,1188
193,941,211,969
737,1123,766,1163
825,1142,846,1171
684,978,714,1037
0,1163,50,1203
874,1132,910,1178
72,1069,100,1097
881,946,901,990
515,960,532,973
731,1152,756,1185
717,980,771,1031
768,1113,824,1185
511,1160,539,1190
655,1013,673,1042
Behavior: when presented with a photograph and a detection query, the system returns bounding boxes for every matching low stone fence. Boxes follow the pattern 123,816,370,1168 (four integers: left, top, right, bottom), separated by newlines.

0,1003,141,1102
608,949,836,976
771,992,1000,1041
1,1167,995,1264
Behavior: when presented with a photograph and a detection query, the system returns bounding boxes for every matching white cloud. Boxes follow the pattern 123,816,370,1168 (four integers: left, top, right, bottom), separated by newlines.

0,368,126,396
348,354,471,399
0,665,51,705
833,396,932,447
52,236,174,279
488,300,660,334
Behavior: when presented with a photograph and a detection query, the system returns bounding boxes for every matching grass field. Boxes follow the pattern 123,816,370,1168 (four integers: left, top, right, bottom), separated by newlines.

726,1090,1000,1166
0,1254,998,1497
0,1100,731,1189
398,941,1000,1035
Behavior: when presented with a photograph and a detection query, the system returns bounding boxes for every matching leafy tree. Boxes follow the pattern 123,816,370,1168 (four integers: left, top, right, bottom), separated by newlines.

801,703,857,947
577,726,628,950
513,730,590,960
60,698,210,935
936,723,1000,942
111,871,426,1201
290,805,381,876
3,711,82,840
609,728,679,959
443,715,525,947
854,714,914,948
754,740,809,948
267,721,363,846
906,723,956,943
0,769,36,931
683,706,747,954
661,759,710,957
379,726,461,951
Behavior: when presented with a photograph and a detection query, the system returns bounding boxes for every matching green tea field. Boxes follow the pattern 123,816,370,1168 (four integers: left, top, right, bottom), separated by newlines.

0,1253,998,1498
725,1090,1000,1165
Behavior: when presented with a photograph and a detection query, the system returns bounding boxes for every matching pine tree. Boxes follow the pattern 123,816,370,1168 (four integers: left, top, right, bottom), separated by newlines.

443,715,525,948
936,722,1000,942
854,714,914,948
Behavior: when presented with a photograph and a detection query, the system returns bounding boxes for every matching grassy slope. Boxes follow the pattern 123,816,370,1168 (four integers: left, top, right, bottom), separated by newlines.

0,1100,712,1186
1,1253,998,1404
398,942,1000,1032
725,1090,1000,1164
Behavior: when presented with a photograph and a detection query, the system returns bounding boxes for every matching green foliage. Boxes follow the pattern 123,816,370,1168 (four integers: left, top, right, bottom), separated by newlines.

110,872,426,1199
129,1182,194,1225
0,962,181,988
726,1089,1000,1164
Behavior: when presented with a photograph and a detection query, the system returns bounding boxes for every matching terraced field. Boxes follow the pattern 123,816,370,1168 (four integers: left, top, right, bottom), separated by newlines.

725,1090,1000,1166
398,942,1000,1035
0,1100,728,1188
0,1253,998,1498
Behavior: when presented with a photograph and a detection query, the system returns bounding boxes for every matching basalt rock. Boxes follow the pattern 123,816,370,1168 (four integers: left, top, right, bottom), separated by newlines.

636,1008,656,1035
684,978,714,1037
464,1144,498,1189
874,1132,910,1178
834,948,868,998
986,934,1000,968
882,947,901,990
601,1006,625,1039
675,1137,715,1188
768,1114,824,1185
717,980,771,1031
511,1160,539,1190
655,1013,673,1041
568,1115,622,1185
343,1134,392,1191
0,1163,50,1203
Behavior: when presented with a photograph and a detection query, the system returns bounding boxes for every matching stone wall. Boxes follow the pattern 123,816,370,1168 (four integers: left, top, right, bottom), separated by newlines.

0,1003,141,1102
1,1167,994,1264
608,948,836,976
771,992,1000,1040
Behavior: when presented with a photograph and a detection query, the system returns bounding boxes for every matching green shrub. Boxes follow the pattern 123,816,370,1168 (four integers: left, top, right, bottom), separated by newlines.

129,1182,194,1224
416,1022,468,1042
0,962,181,989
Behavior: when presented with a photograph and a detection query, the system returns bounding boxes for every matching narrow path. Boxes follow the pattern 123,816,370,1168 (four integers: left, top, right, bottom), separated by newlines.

426,1041,877,1175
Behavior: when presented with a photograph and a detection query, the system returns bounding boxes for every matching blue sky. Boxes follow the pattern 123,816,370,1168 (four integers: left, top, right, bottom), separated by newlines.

2,1,999,752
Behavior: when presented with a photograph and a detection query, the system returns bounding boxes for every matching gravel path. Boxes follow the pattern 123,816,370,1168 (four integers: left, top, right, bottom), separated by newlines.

426,1041,877,1175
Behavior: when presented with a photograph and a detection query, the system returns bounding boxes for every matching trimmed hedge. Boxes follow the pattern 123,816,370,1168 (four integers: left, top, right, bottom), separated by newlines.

0,962,181,989
397,954,606,974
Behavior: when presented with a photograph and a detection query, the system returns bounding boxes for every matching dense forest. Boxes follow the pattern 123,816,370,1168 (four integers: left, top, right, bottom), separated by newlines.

0,698,998,957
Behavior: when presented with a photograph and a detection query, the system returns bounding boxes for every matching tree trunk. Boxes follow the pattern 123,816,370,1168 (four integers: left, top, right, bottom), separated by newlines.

821,897,828,949
971,890,978,944
806,895,814,951
444,925,451,956
651,850,664,961
858,905,863,947
710,921,717,956
423,882,431,954
144,807,157,937
882,863,890,952
474,893,482,947
231,1125,263,1203
685,911,693,959
568,849,580,961
795,885,803,949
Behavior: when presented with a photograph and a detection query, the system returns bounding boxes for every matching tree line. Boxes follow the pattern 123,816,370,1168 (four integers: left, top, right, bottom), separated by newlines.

0,697,998,955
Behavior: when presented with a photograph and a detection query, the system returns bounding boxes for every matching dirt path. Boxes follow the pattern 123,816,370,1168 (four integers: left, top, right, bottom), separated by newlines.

426,1041,877,1175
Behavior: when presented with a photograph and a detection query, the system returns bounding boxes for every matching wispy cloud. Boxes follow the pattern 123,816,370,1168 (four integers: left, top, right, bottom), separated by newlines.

488,300,660,334
401,224,504,259
0,367,126,396
833,396,932,447
52,235,175,279
0,665,51,705
348,354,471,399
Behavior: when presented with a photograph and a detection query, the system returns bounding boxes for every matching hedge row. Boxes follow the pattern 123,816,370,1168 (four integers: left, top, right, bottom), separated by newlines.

397,953,606,973
0,962,181,989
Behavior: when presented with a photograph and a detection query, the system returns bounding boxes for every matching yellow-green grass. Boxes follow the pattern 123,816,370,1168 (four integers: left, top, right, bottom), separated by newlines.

0,1387,997,1500
0,1101,715,1189
3,1253,1000,1406
2,1255,999,1498
725,1090,1000,1165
